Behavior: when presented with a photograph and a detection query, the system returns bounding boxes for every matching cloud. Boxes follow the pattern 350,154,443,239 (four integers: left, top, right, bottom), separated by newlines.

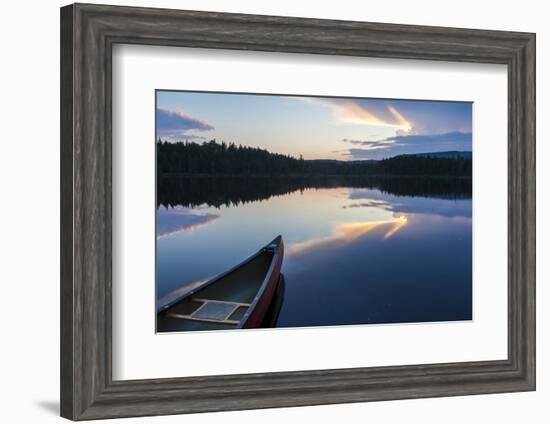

157,108,213,131
342,131,472,160
342,138,405,151
157,108,214,141
387,106,412,132
298,97,472,142
383,131,471,145
298,97,412,132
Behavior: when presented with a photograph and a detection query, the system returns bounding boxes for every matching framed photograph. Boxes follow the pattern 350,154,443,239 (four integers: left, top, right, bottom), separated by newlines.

155,91,474,333
60,3,535,420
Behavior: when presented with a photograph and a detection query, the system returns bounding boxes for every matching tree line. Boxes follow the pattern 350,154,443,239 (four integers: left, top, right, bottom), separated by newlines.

157,139,472,177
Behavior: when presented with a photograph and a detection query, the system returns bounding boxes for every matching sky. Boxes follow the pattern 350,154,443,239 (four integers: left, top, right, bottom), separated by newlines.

156,91,472,161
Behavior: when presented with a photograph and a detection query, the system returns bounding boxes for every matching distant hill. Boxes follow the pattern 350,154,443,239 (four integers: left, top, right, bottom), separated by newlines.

403,151,472,160
306,159,379,165
305,159,342,164
307,152,472,163
347,159,379,165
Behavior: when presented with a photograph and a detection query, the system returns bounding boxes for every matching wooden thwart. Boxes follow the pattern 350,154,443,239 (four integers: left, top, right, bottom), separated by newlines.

166,312,240,325
166,297,252,325
192,298,251,308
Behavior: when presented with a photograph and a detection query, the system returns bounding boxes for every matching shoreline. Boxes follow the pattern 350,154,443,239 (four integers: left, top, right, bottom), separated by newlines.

160,173,473,179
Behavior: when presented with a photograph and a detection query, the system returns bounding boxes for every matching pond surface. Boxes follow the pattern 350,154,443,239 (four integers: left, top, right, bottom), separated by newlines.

157,177,472,328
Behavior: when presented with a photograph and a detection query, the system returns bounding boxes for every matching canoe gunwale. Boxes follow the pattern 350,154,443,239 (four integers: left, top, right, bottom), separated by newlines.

237,239,283,329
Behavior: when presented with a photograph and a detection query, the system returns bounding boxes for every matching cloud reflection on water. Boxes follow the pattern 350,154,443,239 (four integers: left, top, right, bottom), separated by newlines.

156,207,219,239
288,216,408,255
347,188,472,219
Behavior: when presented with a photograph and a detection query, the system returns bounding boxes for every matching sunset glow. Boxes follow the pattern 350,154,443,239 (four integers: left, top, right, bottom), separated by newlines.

288,215,408,255
156,91,472,160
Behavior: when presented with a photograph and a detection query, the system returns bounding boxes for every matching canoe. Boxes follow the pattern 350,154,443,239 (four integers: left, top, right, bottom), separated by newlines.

157,236,284,332
261,273,286,329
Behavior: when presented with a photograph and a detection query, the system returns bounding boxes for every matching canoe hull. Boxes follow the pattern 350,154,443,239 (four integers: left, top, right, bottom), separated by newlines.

242,240,284,329
157,236,284,332
261,274,286,328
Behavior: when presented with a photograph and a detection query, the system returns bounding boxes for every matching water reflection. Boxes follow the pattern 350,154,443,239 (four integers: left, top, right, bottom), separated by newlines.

157,207,219,238
157,176,472,328
157,175,471,208
289,216,408,256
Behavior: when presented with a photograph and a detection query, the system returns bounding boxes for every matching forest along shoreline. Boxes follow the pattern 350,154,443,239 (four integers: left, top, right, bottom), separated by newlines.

157,139,472,177
156,140,472,208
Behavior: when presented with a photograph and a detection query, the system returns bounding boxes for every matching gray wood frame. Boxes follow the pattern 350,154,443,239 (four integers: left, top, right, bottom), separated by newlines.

60,3,536,420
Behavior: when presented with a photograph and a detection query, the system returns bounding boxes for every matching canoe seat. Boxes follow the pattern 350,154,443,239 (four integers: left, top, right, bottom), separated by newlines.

166,298,251,325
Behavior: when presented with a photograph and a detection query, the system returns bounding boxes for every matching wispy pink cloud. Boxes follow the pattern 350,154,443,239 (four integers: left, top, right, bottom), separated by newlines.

298,97,413,132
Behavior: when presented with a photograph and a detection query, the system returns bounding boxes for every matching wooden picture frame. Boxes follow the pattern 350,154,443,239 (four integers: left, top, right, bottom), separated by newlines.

60,3,535,420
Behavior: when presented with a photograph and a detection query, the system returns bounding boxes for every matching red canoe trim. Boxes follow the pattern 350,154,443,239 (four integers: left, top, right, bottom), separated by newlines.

241,239,284,329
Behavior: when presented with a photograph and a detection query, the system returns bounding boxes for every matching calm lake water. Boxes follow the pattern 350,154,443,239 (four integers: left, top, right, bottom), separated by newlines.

156,177,472,328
